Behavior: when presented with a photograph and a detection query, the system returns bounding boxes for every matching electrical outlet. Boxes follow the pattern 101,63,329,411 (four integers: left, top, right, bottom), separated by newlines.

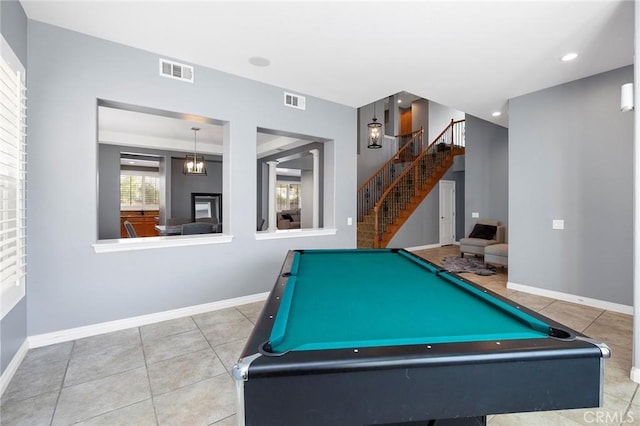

552,219,564,230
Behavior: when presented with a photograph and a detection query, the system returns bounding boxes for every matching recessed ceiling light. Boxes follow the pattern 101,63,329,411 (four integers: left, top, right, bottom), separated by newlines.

397,99,402,104
248,56,271,67
561,52,578,62
492,111,501,117
128,161,135,164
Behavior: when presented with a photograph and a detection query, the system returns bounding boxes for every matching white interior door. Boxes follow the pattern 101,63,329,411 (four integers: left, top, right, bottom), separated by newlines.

439,180,455,245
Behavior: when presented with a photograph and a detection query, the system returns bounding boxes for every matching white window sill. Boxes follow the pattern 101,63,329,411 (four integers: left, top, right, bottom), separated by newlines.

92,234,234,253
254,228,337,240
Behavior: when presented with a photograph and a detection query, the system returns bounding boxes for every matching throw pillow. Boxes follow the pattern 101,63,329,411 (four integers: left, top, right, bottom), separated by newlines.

282,213,293,221
468,224,497,240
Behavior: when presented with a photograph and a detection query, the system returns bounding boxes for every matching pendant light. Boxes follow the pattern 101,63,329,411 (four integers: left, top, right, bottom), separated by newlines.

183,127,207,175
367,102,382,149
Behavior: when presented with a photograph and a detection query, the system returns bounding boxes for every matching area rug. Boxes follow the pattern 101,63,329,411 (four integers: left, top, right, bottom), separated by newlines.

441,256,496,276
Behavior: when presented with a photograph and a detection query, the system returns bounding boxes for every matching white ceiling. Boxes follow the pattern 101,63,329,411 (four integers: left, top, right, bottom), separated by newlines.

20,1,634,127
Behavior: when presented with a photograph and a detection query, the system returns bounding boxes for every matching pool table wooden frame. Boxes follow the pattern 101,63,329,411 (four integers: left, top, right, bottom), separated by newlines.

233,249,610,426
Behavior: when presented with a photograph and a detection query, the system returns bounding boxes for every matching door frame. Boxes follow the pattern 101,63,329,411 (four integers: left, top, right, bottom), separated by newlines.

439,180,456,245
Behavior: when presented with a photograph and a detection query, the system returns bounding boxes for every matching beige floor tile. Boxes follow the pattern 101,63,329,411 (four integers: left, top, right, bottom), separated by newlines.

72,328,141,357
0,390,58,426
505,291,555,312
65,344,145,386
140,316,198,342
143,329,210,364
192,307,247,329
75,399,158,426
212,414,236,425
236,301,265,324
147,348,225,396
52,367,151,426
214,339,247,372
602,365,638,402
153,374,235,426
585,320,632,350
2,358,68,403
538,300,605,333
605,343,633,372
200,317,254,346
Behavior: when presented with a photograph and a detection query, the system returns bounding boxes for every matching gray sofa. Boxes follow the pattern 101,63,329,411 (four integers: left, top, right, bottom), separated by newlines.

459,220,505,257
277,209,301,229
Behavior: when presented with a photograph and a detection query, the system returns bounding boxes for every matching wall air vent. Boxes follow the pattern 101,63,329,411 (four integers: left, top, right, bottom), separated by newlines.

159,58,194,83
284,92,306,110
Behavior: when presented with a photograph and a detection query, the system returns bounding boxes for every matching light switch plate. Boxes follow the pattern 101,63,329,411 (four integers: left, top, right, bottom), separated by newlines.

552,219,564,230
472,212,479,218
347,217,353,226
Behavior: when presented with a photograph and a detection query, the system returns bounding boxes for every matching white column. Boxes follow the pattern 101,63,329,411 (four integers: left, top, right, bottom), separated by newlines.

310,149,320,228
631,0,640,384
267,161,278,232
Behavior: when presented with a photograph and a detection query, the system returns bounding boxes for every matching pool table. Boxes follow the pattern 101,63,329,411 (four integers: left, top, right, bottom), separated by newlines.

233,249,610,426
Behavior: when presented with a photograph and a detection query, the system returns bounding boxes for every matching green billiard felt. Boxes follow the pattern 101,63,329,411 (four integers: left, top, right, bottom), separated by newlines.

269,249,549,353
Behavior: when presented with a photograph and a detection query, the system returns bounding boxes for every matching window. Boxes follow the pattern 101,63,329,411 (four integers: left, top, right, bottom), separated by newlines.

120,171,160,210
97,101,226,241
257,127,331,232
276,183,301,211
0,36,27,318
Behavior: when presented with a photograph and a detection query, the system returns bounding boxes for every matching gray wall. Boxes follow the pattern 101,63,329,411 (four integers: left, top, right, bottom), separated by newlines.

27,21,355,336
428,101,465,142
412,99,429,134
357,100,394,186
464,115,509,237
170,158,222,219
509,66,633,305
388,166,463,248
1,0,27,375
98,144,121,239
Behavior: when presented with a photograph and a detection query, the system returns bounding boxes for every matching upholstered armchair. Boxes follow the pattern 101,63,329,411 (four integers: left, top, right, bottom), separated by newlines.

277,209,301,229
459,220,505,258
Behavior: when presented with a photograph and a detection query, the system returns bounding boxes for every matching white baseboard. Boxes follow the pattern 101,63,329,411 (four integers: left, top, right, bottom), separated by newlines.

406,243,442,251
507,281,633,315
630,366,640,384
28,292,270,349
0,339,28,396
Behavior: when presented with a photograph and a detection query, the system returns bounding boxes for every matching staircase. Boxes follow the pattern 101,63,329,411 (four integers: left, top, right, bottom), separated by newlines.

357,120,465,248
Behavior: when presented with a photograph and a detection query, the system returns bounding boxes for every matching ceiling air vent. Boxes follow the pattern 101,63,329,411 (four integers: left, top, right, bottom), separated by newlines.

284,92,306,110
159,58,194,83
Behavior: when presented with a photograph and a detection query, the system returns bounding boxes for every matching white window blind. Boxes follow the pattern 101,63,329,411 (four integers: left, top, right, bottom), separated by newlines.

0,36,27,319
120,170,160,211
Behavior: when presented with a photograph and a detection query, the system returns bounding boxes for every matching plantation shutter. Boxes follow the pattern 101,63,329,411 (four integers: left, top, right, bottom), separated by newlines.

0,37,27,319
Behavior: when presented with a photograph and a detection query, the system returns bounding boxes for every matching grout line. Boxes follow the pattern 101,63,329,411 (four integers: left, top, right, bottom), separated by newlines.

581,310,608,334
49,340,75,425
138,326,161,426
624,384,639,421
208,412,236,426
194,313,233,374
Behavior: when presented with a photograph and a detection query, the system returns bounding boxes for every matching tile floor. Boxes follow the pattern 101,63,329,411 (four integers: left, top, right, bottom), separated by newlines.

0,245,635,425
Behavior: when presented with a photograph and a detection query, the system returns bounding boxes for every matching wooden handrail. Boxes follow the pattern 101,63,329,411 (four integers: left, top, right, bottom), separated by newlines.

371,119,465,247
356,128,424,222
394,129,422,139
357,127,423,194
